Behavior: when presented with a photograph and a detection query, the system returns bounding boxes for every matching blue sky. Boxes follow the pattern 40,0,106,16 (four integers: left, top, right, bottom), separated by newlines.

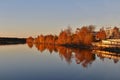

0,0,120,37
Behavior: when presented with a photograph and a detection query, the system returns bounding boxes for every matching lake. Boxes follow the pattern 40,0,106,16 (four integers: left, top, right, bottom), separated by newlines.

0,43,120,80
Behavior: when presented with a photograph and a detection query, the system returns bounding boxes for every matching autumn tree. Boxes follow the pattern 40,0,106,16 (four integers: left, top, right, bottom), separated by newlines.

72,34,79,44
88,25,95,32
112,26,120,39
57,27,72,45
34,36,39,44
26,36,34,43
84,33,93,45
96,28,106,40
38,34,45,43
75,26,94,45
44,35,54,44
34,34,58,44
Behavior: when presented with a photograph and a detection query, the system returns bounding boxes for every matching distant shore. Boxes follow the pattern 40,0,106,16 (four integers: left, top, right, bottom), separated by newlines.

0,37,26,45
0,37,119,53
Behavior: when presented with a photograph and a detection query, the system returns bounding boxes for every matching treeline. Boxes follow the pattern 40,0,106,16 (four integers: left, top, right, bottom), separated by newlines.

26,25,120,47
27,25,95,47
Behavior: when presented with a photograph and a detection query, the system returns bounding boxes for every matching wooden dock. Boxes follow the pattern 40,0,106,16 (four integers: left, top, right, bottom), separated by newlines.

92,39,120,49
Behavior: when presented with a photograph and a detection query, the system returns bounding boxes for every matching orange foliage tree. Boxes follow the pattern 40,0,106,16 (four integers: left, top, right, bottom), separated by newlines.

75,26,94,45
26,36,34,43
57,27,72,45
112,27,120,39
96,28,106,40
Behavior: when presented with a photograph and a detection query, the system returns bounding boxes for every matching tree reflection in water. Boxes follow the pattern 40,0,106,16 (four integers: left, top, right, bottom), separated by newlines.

27,42,120,68
27,42,96,68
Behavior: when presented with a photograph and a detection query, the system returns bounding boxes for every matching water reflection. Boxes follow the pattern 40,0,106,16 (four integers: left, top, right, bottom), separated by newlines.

93,50,120,63
27,42,34,48
27,42,95,68
27,42,120,68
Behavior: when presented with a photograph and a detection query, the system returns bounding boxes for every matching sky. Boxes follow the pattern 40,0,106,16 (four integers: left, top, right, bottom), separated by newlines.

0,0,120,37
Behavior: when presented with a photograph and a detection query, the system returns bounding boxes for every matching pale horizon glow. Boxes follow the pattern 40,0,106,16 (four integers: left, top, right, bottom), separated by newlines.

0,0,120,37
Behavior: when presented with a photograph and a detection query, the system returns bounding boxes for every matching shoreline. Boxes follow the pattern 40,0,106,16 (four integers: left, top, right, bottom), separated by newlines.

0,37,26,45
0,37,119,53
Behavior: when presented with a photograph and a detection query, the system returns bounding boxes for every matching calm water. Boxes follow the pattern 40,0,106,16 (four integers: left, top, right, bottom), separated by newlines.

0,43,120,80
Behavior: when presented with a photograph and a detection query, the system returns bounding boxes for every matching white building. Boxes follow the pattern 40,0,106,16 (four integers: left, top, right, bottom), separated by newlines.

105,27,113,39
